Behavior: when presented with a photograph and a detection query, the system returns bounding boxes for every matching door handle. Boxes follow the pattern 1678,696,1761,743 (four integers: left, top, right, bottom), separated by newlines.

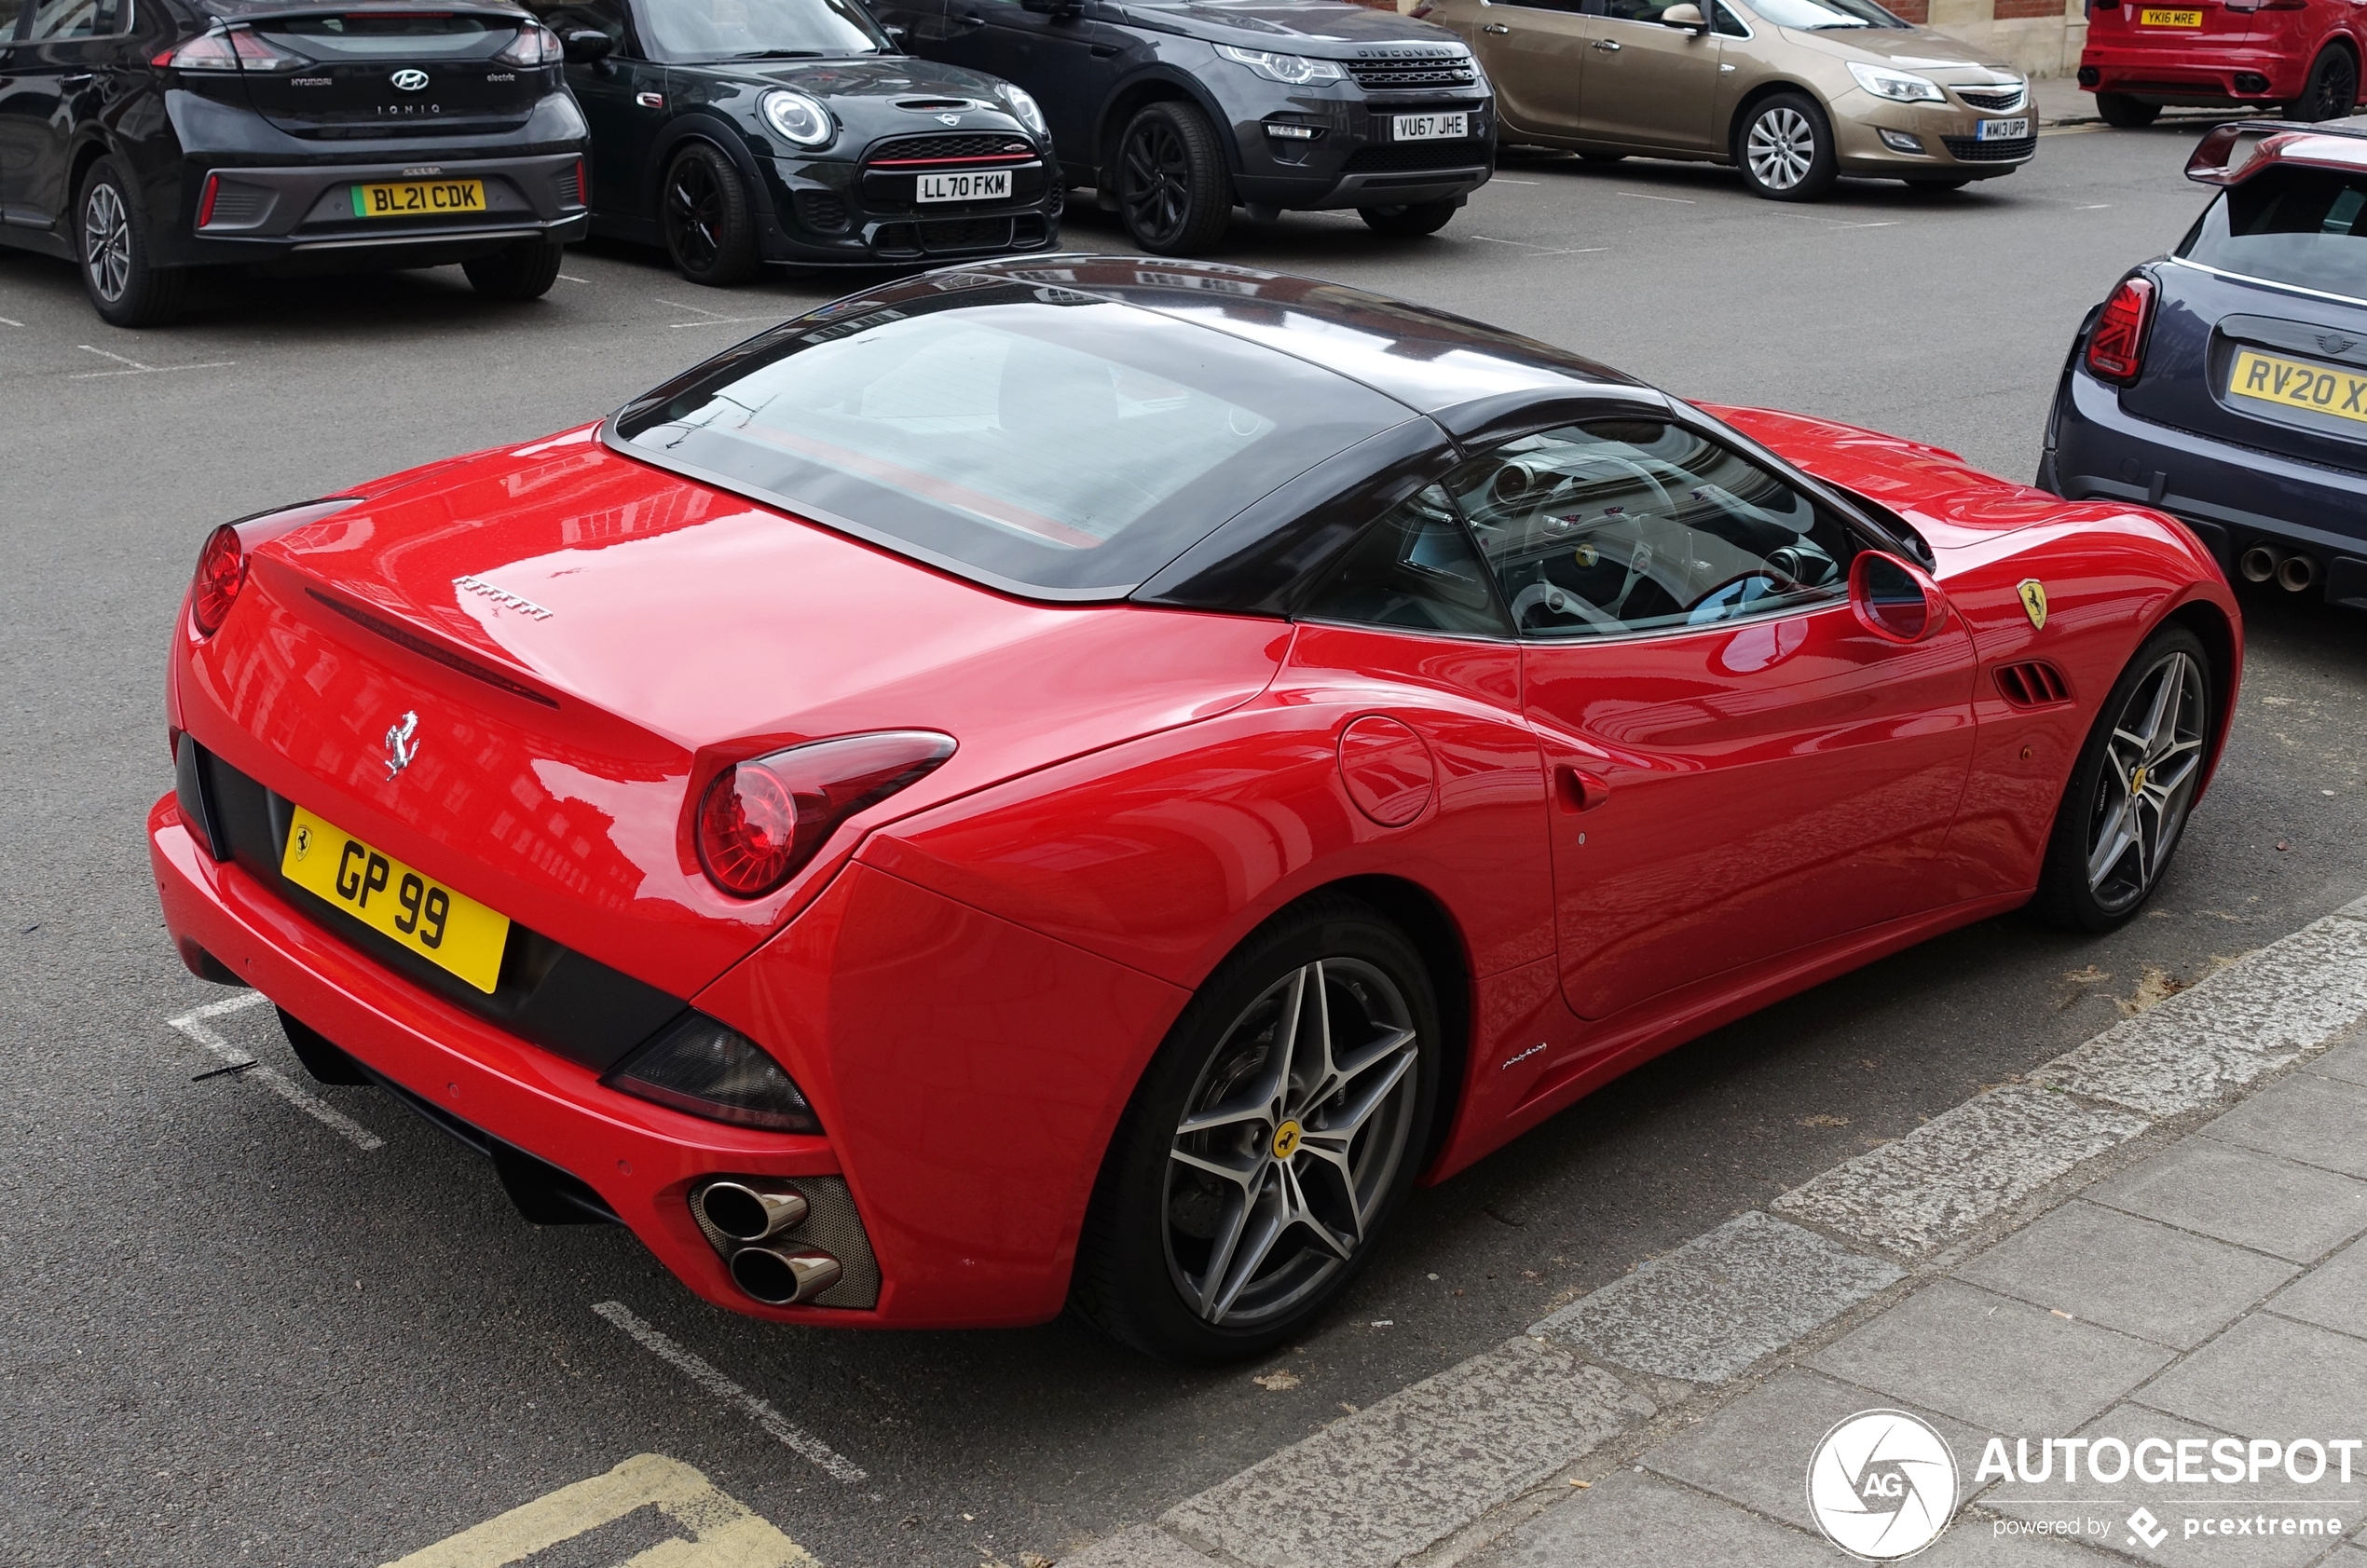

1556,766,1610,812
955,10,986,22
1089,40,1118,53
635,89,664,108
1483,20,1510,30
59,71,94,85
1592,36,1621,50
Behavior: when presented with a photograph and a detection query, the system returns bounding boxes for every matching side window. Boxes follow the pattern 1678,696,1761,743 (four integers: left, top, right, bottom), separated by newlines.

1598,0,1676,20
1451,419,1856,639
524,0,630,51
1503,0,1587,13
0,0,23,38
25,0,126,38
1712,0,1750,33
1298,484,1514,638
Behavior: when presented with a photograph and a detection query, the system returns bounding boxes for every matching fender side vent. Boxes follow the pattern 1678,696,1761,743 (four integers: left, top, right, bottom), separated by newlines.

1995,661,2072,708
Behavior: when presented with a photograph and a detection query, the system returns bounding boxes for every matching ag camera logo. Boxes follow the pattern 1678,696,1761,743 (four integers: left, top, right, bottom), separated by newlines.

1807,1410,1960,1560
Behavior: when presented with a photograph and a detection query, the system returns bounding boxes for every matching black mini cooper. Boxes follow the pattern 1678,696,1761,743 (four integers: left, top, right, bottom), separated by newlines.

0,0,592,325
523,0,1060,280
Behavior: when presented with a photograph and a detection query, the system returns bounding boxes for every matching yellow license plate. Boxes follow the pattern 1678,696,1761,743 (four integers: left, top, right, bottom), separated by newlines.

2227,347,2367,425
2140,7,2204,22
280,805,509,992
350,179,486,219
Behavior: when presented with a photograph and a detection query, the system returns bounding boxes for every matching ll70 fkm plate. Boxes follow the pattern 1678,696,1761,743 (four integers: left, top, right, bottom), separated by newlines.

1393,112,1469,141
350,179,486,219
2140,7,2203,22
917,170,1012,202
280,805,510,992
2227,346,2367,426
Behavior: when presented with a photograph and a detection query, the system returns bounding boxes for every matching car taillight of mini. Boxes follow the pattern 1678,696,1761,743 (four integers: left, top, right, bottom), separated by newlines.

189,525,245,637
696,730,957,898
2086,275,2155,386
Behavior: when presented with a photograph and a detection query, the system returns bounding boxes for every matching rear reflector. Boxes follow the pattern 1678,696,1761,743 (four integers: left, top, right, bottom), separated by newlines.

604,1013,821,1133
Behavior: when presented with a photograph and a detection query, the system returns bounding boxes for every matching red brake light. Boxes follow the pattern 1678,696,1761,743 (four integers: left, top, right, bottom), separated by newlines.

695,730,957,898
2085,275,2155,386
190,525,246,637
156,27,312,72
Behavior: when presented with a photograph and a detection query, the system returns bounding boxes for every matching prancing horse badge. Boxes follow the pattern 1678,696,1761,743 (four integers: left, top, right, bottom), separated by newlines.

2017,579,2048,630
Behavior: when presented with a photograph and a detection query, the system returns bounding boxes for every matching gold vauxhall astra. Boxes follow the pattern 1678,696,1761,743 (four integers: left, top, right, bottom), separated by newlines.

1421,0,2033,199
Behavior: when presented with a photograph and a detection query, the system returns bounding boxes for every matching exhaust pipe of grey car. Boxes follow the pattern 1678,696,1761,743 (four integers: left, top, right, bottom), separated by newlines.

729,1245,844,1305
2238,544,2286,584
2278,552,2320,593
694,1179,810,1242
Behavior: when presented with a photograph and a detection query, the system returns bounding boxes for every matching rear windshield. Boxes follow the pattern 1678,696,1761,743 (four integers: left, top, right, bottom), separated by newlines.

609,285,1410,597
2179,165,2367,300
261,12,508,52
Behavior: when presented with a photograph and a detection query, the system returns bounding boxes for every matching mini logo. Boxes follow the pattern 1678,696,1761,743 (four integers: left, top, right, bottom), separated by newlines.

1807,1410,1958,1561
2320,332,2359,356
383,711,420,781
292,824,312,861
390,68,430,91
2126,1507,2169,1550
1271,1120,1303,1159
2017,578,2048,630
937,111,962,124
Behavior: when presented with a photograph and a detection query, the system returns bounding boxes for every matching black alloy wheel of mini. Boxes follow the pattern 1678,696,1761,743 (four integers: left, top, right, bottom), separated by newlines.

2032,623,2213,933
1360,199,1460,237
2292,45,2360,122
80,157,185,328
1071,895,1440,1362
1116,102,1233,255
662,142,762,286
462,238,568,301
1735,91,1839,202
2093,92,2160,129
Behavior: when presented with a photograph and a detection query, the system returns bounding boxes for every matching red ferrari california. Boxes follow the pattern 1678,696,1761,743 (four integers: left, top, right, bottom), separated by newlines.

154,258,2238,1362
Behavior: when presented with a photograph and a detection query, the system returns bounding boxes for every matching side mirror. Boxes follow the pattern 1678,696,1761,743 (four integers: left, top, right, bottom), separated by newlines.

1660,3,1706,29
562,28,615,62
1849,550,1949,644
882,20,908,43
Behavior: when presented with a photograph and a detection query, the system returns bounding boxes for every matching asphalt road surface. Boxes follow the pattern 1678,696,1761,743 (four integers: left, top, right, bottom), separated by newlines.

6,118,2365,1568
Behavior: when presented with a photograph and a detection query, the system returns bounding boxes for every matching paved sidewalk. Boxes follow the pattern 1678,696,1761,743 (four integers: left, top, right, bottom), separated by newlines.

1066,898,2367,1568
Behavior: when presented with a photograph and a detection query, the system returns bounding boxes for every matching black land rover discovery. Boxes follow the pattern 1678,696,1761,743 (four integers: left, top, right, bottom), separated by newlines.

869,0,1495,254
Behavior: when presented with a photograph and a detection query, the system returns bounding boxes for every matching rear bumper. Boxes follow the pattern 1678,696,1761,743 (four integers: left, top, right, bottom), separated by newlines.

2077,43,2305,102
147,794,864,1326
177,151,588,267
2046,364,2367,606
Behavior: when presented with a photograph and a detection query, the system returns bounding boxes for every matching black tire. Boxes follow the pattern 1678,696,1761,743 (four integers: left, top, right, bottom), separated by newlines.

278,1008,373,1086
1115,101,1233,256
1733,92,1839,201
78,157,185,328
1358,198,1460,237
1071,895,1442,1363
2290,45,2360,122
2032,624,2213,933
462,238,566,301
2094,92,2160,129
660,142,761,286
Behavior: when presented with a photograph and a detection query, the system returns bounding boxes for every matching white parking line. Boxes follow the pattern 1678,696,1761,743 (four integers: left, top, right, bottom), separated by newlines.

593,1301,869,1484
1469,235,1610,257
167,995,384,1151
1617,190,1695,204
0,315,22,326
73,344,237,379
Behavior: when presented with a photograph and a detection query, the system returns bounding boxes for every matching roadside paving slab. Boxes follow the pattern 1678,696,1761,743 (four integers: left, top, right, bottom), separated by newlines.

2082,1139,2367,1263
2260,1234,2367,1340
1951,1199,2299,1351
2134,1312,2367,1442
2200,1072,2367,1179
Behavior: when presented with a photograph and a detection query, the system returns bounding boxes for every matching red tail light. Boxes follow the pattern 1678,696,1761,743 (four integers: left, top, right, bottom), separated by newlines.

154,26,313,71
189,525,246,637
2085,275,2155,386
695,730,957,898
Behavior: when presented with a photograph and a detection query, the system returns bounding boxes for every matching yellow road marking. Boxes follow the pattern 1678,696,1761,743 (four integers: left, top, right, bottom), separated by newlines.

380,1452,819,1568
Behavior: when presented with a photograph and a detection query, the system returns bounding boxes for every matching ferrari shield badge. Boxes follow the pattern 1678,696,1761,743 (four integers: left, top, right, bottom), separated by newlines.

2017,579,2048,630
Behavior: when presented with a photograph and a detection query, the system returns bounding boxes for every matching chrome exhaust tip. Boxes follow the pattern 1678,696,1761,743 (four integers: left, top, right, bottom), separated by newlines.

729,1245,843,1305
2238,544,2285,583
2278,552,2320,593
695,1179,811,1242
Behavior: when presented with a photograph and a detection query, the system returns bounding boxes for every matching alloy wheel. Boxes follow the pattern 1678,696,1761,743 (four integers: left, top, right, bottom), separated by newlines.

84,182,130,304
2312,51,2359,118
1163,958,1421,1329
1746,107,1817,191
1120,118,1192,249
665,157,724,272
2085,648,2208,912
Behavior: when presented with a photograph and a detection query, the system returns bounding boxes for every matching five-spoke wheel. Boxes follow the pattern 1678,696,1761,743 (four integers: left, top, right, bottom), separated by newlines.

1073,897,1438,1362
2036,624,2215,931
661,142,760,286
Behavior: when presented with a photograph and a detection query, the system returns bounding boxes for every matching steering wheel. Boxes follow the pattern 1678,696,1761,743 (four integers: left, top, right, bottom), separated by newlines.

1510,579,1620,631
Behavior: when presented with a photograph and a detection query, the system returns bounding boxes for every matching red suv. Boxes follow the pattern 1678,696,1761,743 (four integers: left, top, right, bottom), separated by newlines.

2078,0,2360,126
